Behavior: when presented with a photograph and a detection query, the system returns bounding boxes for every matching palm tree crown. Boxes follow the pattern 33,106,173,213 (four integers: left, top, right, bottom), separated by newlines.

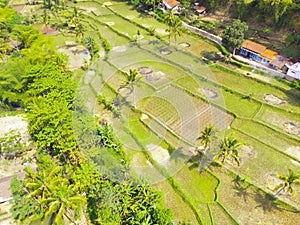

124,69,141,86
197,125,217,150
215,134,242,166
274,169,300,196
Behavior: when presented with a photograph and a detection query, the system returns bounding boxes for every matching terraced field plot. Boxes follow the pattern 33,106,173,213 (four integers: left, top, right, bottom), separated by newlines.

138,86,233,145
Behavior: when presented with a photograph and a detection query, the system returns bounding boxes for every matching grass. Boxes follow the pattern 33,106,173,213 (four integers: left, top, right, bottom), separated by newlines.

138,96,180,127
209,65,300,113
221,90,261,118
232,119,300,156
76,1,114,16
141,115,189,149
82,15,129,46
107,2,169,35
214,168,300,225
107,45,162,68
175,33,219,55
209,203,237,225
174,75,261,118
223,128,300,185
51,33,77,48
134,60,188,82
84,6,300,222
153,180,199,224
0,109,25,117
126,118,163,147
254,104,300,139
197,204,213,225
95,13,155,41
174,166,219,203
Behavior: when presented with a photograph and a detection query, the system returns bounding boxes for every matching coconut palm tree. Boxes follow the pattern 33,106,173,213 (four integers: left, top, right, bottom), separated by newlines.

170,17,185,48
123,69,141,86
163,10,176,45
197,125,217,151
122,69,142,108
274,169,300,196
214,134,242,166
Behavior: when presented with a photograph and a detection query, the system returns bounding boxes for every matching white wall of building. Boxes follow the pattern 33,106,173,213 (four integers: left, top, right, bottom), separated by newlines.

286,63,300,80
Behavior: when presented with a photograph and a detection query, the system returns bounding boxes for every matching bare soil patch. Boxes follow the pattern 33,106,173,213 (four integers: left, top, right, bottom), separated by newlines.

264,94,285,105
285,146,300,161
138,66,153,75
147,144,170,166
240,145,257,159
81,6,98,13
159,48,172,55
200,87,219,99
178,42,191,48
155,28,169,36
58,44,90,69
112,45,127,52
264,173,293,198
105,21,115,26
11,4,25,13
265,173,282,192
126,15,136,20
118,86,133,97
102,2,113,6
283,122,300,137
0,115,29,141
142,23,151,28
145,71,165,82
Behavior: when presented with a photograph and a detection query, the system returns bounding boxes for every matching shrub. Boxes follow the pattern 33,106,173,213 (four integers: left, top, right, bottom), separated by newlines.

293,80,299,88
263,27,271,34
218,45,231,56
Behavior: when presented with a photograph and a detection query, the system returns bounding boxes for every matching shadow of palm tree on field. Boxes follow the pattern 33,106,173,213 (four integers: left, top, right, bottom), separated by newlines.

254,192,282,213
231,175,251,203
187,150,218,172
169,147,189,163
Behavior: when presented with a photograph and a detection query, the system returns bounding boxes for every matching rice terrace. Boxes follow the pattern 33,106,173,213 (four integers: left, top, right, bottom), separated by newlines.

1,0,300,224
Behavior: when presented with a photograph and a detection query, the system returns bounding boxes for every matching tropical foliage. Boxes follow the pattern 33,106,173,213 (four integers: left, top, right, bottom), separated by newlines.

222,19,248,55
123,68,142,86
214,134,243,166
274,169,300,196
197,125,217,150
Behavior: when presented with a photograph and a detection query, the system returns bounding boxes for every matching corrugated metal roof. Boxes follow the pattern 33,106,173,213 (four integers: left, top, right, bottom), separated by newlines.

270,55,288,69
163,0,180,8
241,40,267,54
261,49,277,61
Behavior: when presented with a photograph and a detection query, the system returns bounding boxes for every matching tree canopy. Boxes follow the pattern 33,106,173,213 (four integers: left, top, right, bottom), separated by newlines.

222,19,248,54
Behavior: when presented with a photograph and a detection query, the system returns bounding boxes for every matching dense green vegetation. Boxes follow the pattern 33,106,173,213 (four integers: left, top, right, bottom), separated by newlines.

221,19,248,54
